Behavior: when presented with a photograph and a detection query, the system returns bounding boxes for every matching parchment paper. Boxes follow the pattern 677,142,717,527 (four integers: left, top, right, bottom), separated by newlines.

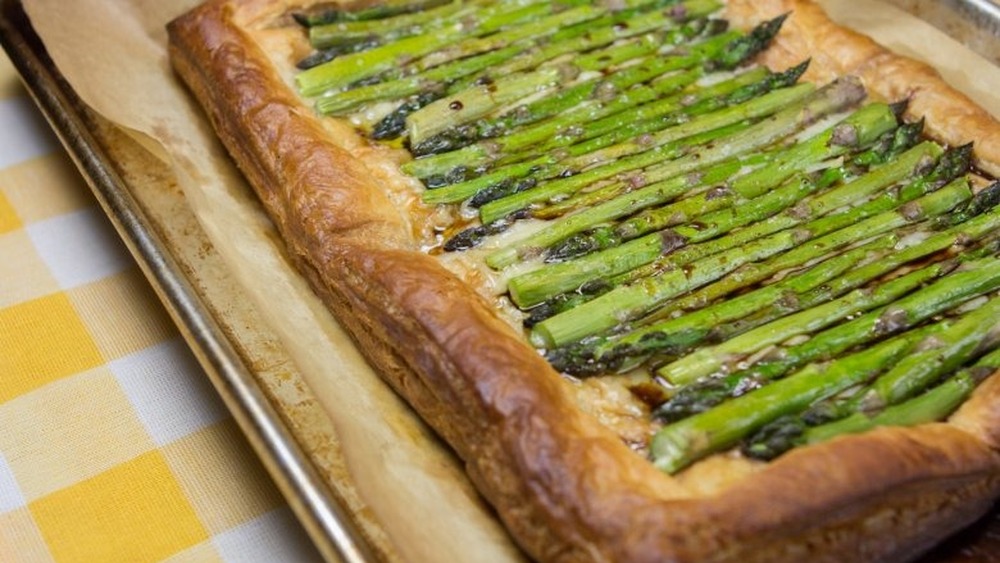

19,0,1000,561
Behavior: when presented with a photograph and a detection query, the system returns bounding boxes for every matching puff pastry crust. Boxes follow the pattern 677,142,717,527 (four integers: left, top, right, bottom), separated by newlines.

167,1,1000,560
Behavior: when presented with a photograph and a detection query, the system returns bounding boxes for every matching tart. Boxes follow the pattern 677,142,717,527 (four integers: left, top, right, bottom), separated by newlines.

167,1,1000,560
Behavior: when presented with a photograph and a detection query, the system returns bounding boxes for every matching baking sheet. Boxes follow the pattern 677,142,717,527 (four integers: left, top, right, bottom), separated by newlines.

4,0,1000,561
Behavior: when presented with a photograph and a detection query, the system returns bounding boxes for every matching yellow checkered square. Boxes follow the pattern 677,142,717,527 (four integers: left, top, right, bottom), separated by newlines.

0,231,60,308
0,293,103,403
0,191,20,234
0,509,53,563
0,155,93,224
160,542,223,563
29,451,209,563
69,268,179,361
0,368,155,500
163,419,285,534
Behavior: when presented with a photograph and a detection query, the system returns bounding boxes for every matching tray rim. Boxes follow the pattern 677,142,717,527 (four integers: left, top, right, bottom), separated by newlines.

0,1,375,561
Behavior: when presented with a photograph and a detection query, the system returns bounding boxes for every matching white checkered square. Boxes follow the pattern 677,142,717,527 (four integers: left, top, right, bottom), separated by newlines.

0,97,57,168
0,451,25,512
111,338,227,446
26,207,130,290
213,508,322,563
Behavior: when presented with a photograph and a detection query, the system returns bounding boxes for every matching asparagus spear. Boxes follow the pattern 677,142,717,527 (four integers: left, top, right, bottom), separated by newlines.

638,177,995,339
511,140,939,314
372,18,717,142
650,329,928,473
483,100,898,268
624,143,972,338
530,175,969,348
408,14,789,180
863,294,1000,408
621,122,939,241
408,22,723,154
417,66,755,202
655,254,1000,427
408,33,759,179
655,254,973,385
805,372,989,445
546,239,883,375
317,44,526,113
743,298,1000,460
581,209,996,381
801,346,1000,444
483,0,715,79
473,80,816,210
412,11,778,156
542,117,920,264
294,0,454,27
305,1,479,48
469,120,754,209
477,75,865,226
297,1,579,96
937,180,1000,228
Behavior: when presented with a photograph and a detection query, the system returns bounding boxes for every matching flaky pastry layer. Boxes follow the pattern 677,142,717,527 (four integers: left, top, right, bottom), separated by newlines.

167,1,1000,560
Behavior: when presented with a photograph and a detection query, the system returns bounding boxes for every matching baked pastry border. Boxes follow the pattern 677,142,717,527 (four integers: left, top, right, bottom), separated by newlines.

167,1,1000,560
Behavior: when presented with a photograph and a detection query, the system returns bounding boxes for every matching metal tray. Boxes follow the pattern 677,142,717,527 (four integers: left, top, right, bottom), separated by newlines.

1,0,998,561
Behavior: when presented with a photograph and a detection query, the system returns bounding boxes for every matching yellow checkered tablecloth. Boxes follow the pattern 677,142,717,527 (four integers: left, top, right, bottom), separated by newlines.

0,53,322,561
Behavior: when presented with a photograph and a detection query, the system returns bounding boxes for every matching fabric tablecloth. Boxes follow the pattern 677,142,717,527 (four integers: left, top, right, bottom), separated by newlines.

0,50,322,562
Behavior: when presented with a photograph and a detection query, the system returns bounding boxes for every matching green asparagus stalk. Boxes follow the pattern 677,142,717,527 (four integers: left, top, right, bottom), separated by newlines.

483,101,898,268
478,75,866,226
406,66,568,145
475,119,759,210
417,66,752,201
482,0,715,80
474,82,814,210
510,140,939,313
405,10,732,143
862,294,1000,408
659,260,1000,426
548,172,823,263
743,298,1000,460
408,23,722,154
407,13,790,179
627,143,972,337
546,240,883,375
591,201,996,379
650,329,927,473
936,180,1000,228
316,44,527,114
655,255,971,385
801,346,1000,445
305,1,479,48
620,123,937,241
364,14,717,141
484,157,752,265
632,179,995,346
413,17,783,158
544,116,920,264
530,176,970,348
297,1,577,96
408,35,759,179
294,0,454,27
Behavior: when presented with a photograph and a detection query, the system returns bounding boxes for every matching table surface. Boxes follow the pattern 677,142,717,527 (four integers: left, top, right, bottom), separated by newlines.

0,49,323,562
